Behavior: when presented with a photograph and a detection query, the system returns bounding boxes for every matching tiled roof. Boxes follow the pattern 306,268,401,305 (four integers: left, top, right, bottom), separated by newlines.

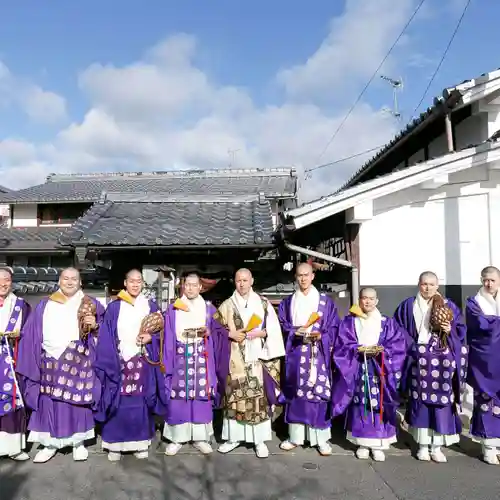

59,199,274,247
0,227,68,251
0,168,297,204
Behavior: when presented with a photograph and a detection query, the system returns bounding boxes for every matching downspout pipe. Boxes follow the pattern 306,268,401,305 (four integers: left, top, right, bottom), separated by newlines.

284,242,359,305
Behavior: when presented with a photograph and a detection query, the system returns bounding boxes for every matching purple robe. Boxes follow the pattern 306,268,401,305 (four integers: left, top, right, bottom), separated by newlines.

394,296,467,436
162,302,228,427
16,296,104,443
332,314,406,440
465,297,500,440
278,293,339,429
0,297,31,450
94,298,164,446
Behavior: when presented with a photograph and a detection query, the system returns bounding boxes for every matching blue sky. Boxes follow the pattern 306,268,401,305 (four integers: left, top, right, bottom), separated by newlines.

0,0,496,195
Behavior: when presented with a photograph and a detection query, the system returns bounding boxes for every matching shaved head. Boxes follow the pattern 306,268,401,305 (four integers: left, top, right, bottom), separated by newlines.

125,268,142,280
235,268,253,297
59,267,81,297
481,266,500,295
418,270,439,300
359,287,377,299
124,268,143,298
359,287,378,313
418,271,438,284
0,267,12,298
296,262,315,293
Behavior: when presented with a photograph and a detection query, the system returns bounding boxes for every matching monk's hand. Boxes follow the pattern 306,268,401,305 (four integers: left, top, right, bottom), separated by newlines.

247,329,266,340
137,333,152,345
229,329,246,343
295,326,307,336
440,321,451,334
83,315,96,329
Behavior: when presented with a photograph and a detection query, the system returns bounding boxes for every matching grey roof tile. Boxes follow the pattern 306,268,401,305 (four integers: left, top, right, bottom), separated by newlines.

0,227,67,251
0,168,297,204
59,200,275,247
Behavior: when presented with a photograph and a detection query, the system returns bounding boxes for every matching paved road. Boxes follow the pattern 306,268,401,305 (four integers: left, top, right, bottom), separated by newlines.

0,423,496,500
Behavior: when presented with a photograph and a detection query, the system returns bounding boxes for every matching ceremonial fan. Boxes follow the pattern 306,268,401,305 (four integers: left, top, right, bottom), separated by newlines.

349,303,385,424
295,312,321,343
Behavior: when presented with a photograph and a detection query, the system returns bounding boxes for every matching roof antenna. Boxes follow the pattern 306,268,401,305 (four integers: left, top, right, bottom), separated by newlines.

228,148,240,168
380,75,404,122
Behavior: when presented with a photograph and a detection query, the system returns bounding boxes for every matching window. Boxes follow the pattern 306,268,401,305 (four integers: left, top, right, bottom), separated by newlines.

37,203,92,225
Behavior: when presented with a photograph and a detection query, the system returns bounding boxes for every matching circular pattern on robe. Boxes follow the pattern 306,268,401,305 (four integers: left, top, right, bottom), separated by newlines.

177,347,183,354
441,396,449,404
431,370,439,378
127,362,134,370
297,389,304,397
9,318,15,324
199,379,206,387
422,393,428,401
461,346,467,354
431,359,439,366
420,369,427,377
419,358,427,366
199,368,206,374
188,368,195,376
461,358,466,366
432,381,439,390
14,305,20,312
370,398,378,408
301,346,308,353
353,396,360,404
443,359,451,368
188,390,195,398
412,379,417,387
134,373,140,381
412,391,418,399
3,403,11,412
3,382,12,392
371,386,378,395
4,356,11,364
170,390,176,398
325,389,331,398
451,360,456,368
442,383,450,391
317,386,324,394
421,381,428,389
481,403,489,412
418,345,426,354
443,371,450,379
179,380,185,388
300,356,306,364
321,364,327,371
199,390,206,397
179,391,185,398
306,391,314,400
125,385,132,393
493,406,500,416
430,394,438,402
395,372,401,379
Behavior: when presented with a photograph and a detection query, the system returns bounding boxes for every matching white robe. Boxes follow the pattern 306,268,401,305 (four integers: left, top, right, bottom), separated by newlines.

163,295,213,444
411,293,459,447
222,289,285,445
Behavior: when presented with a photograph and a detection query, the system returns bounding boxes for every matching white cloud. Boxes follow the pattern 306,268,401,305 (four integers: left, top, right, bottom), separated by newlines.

0,0,429,200
0,61,67,124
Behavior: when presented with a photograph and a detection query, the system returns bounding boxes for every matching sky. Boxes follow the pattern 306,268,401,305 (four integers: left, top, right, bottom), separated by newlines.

0,0,497,200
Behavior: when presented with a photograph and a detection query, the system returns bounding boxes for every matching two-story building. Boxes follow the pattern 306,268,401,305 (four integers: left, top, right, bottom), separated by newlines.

0,168,299,307
281,67,500,315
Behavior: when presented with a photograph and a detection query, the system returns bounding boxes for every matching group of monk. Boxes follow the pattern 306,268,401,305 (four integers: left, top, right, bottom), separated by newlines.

0,263,498,465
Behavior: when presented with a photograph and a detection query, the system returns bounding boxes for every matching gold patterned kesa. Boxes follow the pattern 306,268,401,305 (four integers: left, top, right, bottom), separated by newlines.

77,295,97,339
139,311,164,336
180,327,207,343
358,345,384,356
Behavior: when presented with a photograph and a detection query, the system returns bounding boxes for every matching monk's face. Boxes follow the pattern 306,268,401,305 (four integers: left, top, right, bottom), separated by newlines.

184,276,202,300
419,276,438,300
482,272,500,296
124,271,143,298
296,265,314,292
235,270,253,297
0,271,12,299
59,269,81,297
359,289,378,313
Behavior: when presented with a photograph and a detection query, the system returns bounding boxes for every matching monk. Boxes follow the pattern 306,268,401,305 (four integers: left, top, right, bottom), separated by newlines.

333,288,406,461
0,268,31,461
162,272,227,456
16,267,104,463
94,269,164,462
216,268,285,458
465,266,500,465
278,262,339,456
394,271,467,463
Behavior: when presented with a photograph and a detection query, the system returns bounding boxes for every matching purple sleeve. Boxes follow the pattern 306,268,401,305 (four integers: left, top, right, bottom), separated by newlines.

93,302,121,422
331,315,360,417
210,311,230,409
16,300,46,411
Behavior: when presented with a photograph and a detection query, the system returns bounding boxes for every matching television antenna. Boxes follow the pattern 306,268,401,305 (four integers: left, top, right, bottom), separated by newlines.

380,75,403,121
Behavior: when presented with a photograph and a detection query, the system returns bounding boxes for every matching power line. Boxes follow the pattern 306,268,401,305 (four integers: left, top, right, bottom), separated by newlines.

305,144,385,173
307,0,472,177
314,0,427,165
410,0,471,118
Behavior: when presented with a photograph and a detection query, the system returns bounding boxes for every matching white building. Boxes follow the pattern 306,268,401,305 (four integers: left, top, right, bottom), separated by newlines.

282,68,500,315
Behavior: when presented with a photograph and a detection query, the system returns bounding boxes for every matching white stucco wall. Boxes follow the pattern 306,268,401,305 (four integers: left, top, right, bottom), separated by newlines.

11,204,38,227
359,164,500,287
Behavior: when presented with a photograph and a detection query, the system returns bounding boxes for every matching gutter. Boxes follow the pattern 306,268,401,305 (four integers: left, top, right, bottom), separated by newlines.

78,244,276,251
284,242,359,305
